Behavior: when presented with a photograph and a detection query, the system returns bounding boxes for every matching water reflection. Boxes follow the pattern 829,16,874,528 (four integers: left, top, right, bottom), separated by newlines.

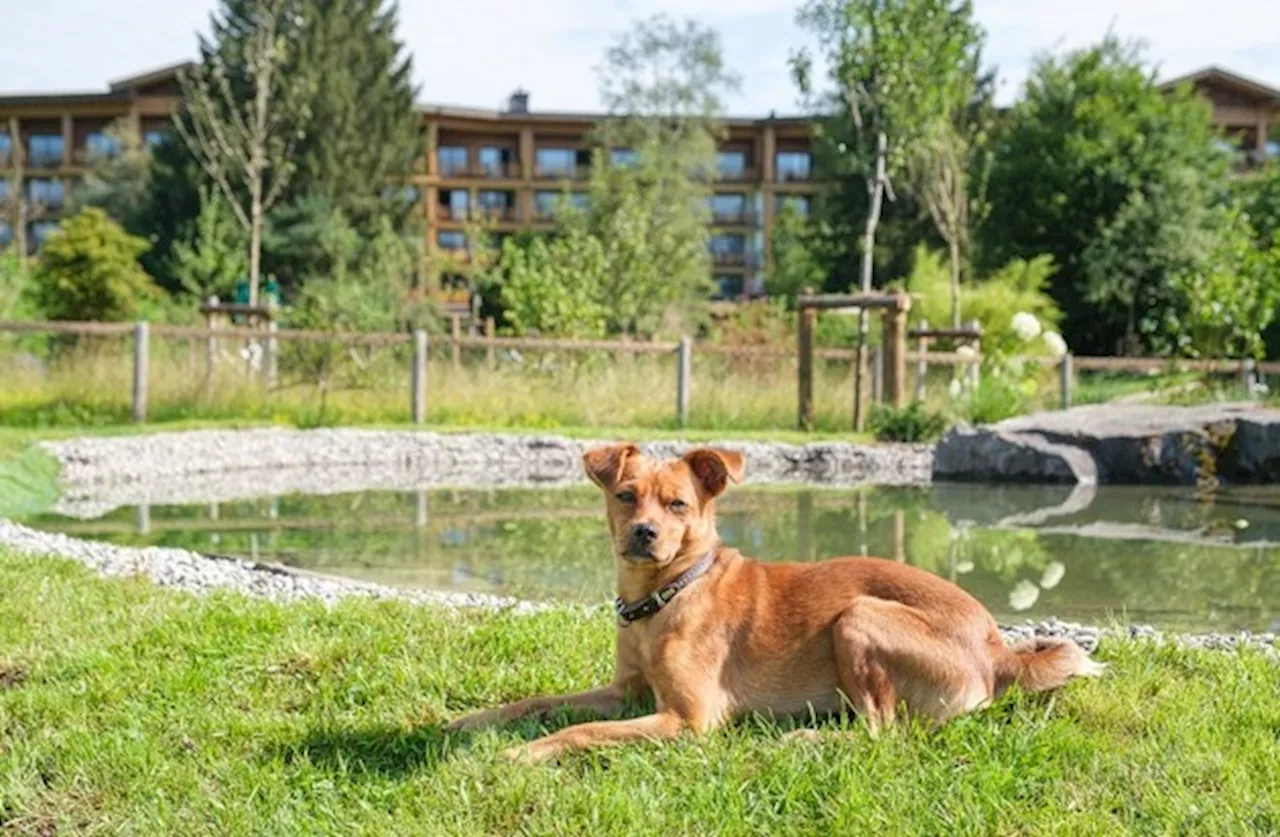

23,484,1280,632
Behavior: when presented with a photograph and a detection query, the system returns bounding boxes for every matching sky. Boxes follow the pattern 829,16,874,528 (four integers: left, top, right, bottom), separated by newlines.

3,1,1279,113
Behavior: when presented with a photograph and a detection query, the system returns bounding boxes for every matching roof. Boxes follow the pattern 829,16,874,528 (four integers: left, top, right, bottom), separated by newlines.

1160,65,1280,104
108,60,195,93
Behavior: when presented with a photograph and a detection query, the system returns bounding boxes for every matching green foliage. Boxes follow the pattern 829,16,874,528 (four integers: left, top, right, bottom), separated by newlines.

906,245,1064,355
170,186,248,301
1165,207,1280,360
766,201,825,301
72,123,154,233
497,229,610,338
0,249,37,320
30,209,161,322
869,401,949,442
959,371,1032,424
1234,165,1280,246
981,36,1228,355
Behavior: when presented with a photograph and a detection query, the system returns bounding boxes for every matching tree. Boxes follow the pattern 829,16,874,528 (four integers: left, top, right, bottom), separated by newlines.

170,186,249,300
588,14,737,334
980,36,1227,355
73,122,154,233
766,201,826,301
498,229,611,338
0,249,36,319
175,0,311,306
793,0,985,425
30,208,161,322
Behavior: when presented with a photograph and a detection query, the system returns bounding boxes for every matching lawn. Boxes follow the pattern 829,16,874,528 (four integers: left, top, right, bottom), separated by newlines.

1,550,1278,835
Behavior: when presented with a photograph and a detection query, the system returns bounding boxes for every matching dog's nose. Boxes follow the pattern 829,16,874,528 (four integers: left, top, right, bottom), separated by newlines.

632,522,658,543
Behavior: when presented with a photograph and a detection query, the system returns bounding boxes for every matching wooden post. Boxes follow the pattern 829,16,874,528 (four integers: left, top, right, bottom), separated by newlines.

265,320,278,390
412,329,428,424
881,295,909,408
132,321,149,423
870,346,883,404
204,296,218,400
450,315,461,371
915,319,929,402
484,316,496,369
676,336,692,428
798,300,815,431
1060,353,1073,410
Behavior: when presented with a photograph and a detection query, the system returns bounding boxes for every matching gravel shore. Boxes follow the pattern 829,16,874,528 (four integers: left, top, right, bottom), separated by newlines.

44,428,934,518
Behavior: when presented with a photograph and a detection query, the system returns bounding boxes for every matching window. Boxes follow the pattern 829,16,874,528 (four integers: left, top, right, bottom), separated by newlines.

29,220,60,249
27,178,65,209
144,130,169,148
534,191,586,217
477,147,512,176
610,148,638,168
709,233,746,262
0,180,6,202
437,230,467,251
717,151,747,179
438,189,469,219
27,134,64,167
535,147,576,177
85,132,122,161
438,146,468,175
775,151,812,182
775,194,810,216
0,132,10,162
477,190,513,217
709,193,746,222
713,274,745,299
0,222,11,247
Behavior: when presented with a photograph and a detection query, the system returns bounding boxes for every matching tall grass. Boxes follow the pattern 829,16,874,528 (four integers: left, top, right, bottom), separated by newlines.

0,334,866,433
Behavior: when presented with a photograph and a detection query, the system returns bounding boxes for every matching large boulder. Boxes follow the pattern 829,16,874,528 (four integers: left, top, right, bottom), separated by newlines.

934,403,1280,485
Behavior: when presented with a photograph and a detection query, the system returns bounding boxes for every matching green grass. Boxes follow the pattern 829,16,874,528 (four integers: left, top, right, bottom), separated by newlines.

2,550,1278,835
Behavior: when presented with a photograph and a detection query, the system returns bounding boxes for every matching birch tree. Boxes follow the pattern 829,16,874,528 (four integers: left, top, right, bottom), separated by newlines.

174,0,309,305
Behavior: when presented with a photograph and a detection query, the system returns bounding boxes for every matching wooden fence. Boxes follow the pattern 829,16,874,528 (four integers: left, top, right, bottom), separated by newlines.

0,319,1272,429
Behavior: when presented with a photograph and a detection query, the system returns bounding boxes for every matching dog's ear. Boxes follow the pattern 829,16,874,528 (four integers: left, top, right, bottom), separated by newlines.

682,448,745,499
583,443,640,491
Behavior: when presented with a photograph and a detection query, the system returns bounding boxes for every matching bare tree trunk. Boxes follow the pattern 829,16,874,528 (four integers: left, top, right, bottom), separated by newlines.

249,187,262,307
853,131,888,431
948,234,962,329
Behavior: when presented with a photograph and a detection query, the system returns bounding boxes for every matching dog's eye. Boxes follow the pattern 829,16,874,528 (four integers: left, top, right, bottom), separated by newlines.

669,499,688,512
615,491,636,504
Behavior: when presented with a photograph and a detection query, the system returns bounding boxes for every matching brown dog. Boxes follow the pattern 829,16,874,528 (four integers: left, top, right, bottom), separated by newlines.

446,444,1104,763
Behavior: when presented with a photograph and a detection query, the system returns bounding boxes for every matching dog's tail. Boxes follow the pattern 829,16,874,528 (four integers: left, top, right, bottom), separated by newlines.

994,636,1106,696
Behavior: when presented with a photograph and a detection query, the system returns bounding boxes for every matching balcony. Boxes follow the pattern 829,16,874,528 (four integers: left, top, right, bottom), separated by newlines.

439,161,521,179
534,164,587,180
710,250,757,268
476,205,518,222
710,208,758,226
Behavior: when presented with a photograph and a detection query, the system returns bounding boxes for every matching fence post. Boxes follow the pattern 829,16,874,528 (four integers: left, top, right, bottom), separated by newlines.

880,295,909,408
870,346,883,404
265,320,278,390
915,318,929,402
412,329,428,424
450,315,462,371
676,336,692,428
204,295,218,400
132,321,149,423
797,302,815,431
485,316,496,369
1241,357,1257,398
1059,353,1074,410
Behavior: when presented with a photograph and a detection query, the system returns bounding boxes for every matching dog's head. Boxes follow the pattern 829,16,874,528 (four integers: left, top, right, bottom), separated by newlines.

582,443,745,565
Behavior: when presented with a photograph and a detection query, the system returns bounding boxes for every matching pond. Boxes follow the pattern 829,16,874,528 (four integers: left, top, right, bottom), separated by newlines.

22,481,1280,633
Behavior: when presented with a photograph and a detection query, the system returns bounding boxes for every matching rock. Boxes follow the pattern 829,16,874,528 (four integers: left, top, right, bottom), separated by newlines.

934,403,1280,486
932,424,1097,484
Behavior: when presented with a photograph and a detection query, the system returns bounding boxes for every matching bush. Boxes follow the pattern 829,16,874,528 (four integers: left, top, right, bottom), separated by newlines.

30,208,161,321
960,374,1029,425
869,401,949,442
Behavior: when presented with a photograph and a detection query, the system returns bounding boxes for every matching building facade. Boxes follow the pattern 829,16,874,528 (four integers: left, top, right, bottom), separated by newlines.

3,61,1277,297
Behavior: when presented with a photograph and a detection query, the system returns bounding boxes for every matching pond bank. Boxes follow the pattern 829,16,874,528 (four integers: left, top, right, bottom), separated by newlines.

1,518,1274,657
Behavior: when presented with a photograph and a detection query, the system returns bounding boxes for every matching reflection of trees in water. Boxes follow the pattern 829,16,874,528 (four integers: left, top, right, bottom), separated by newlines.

31,484,1280,629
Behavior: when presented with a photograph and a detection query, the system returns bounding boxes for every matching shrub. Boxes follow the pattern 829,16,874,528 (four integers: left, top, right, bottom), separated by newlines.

30,208,161,321
869,401,949,443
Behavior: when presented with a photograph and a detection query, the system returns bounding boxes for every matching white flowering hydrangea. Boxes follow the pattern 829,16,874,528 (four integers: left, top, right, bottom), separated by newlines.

1042,330,1068,358
1011,311,1042,342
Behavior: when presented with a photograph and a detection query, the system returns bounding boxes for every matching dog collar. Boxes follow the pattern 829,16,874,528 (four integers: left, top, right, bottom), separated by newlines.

614,549,718,626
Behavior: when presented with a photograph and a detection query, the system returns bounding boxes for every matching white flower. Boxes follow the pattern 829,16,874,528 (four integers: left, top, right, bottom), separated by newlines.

1009,579,1040,612
948,378,963,399
1042,330,1068,358
1040,561,1065,590
1011,311,1042,342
